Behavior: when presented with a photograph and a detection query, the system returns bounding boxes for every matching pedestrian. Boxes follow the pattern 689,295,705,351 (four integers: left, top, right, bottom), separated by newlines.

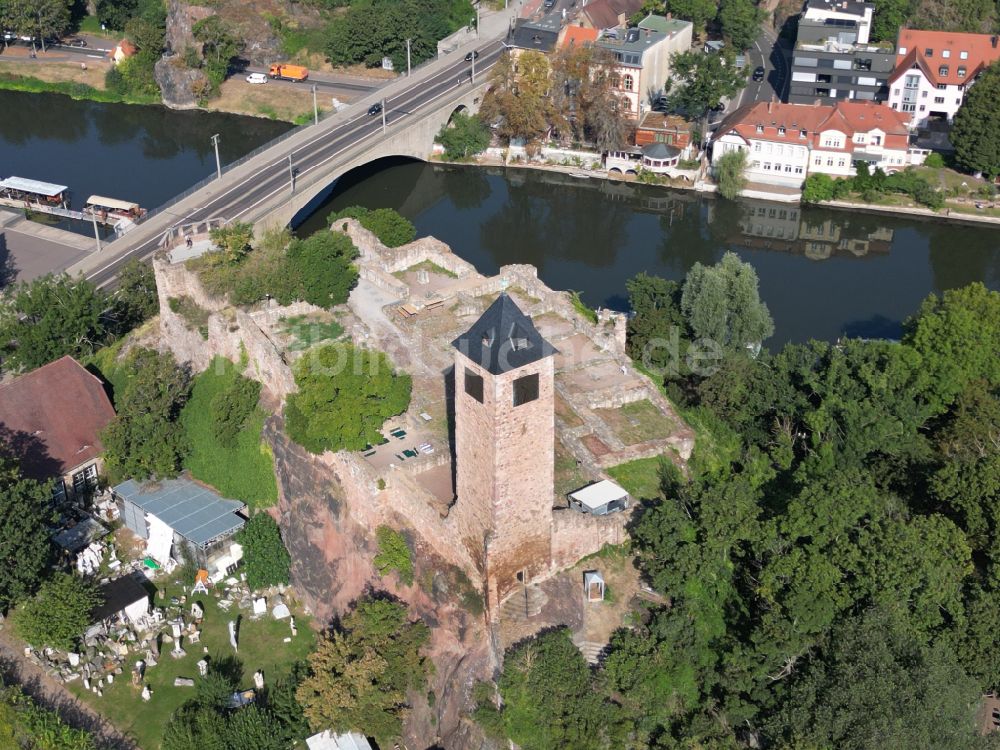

30,49,36,59
186,236,193,249
81,62,87,71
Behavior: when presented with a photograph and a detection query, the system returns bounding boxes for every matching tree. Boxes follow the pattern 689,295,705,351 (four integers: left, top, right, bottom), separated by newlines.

0,458,53,609
193,15,241,94
286,231,359,307
373,526,413,585
14,573,100,651
435,112,491,159
100,348,191,482
549,44,629,150
680,251,774,350
0,274,108,373
801,172,838,203
296,597,430,744
476,628,612,750
0,0,71,52
714,147,747,200
210,374,261,448
479,50,553,147
871,0,916,42
284,343,411,454
210,222,255,265
0,683,98,750
667,0,719,35
110,258,158,334
766,607,986,750
350,207,416,248
236,514,291,590
718,0,766,51
96,0,139,31
951,61,1000,178
914,0,996,33
666,50,745,118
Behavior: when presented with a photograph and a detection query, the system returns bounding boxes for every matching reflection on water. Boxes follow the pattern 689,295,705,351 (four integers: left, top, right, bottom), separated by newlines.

297,159,1000,346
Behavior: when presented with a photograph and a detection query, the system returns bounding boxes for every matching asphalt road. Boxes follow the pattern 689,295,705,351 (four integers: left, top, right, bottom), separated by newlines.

740,25,791,107
83,40,503,288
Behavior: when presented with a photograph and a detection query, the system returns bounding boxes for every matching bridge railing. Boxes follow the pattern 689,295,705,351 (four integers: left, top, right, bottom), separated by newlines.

158,218,229,249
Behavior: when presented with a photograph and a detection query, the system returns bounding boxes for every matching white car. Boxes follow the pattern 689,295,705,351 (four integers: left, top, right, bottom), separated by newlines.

246,73,267,85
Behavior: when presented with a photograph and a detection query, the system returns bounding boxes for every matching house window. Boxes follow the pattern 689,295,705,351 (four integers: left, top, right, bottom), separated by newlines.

827,158,834,166
795,166,804,174
814,156,822,165
623,74,634,91
72,465,99,498
960,50,969,59
904,75,920,89
919,105,925,111
956,98,962,104
838,159,845,167
512,373,539,406
938,66,949,76
763,162,771,170
936,83,946,90
754,142,761,152
777,126,786,135
934,96,945,103
800,129,807,138
872,135,881,145
958,66,967,77
942,49,950,58
893,88,900,96
464,368,483,403
922,91,928,98
891,103,898,109
752,160,760,168
785,164,793,172
925,48,933,56
756,124,764,133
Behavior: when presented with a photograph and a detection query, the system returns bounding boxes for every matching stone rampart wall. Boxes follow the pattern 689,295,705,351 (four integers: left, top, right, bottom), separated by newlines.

549,508,630,571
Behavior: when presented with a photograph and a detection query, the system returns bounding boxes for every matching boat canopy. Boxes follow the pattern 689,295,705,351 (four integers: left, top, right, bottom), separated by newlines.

0,177,68,197
86,195,140,212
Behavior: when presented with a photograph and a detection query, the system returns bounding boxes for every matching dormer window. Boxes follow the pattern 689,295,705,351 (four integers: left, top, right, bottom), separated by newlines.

777,126,786,135
799,129,807,138
960,50,969,59
925,48,933,56
899,47,907,54
939,65,949,76
482,332,492,346
958,66,967,77
756,124,764,133
942,49,950,58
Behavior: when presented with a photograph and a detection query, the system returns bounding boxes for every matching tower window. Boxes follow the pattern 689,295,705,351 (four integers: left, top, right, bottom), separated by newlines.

512,373,539,406
465,368,484,403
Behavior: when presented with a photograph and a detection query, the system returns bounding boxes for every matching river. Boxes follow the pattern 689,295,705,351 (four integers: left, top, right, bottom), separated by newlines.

0,90,292,222
297,159,1000,347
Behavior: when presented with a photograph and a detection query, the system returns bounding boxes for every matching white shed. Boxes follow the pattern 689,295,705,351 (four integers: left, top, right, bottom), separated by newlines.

306,731,373,750
569,480,630,516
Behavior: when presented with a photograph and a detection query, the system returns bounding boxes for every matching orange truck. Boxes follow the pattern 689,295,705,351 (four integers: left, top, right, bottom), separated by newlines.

268,64,309,82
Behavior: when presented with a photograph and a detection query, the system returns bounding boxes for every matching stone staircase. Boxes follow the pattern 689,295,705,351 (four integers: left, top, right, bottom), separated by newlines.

499,584,548,624
572,635,611,666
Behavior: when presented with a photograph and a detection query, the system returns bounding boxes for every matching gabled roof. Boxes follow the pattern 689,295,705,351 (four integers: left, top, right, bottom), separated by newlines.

891,29,1000,86
114,477,246,547
90,575,149,623
560,25,600,50
637,111,693,132
581,0,624,30
570,479,629,509
452,293,557,375
0,356,116,482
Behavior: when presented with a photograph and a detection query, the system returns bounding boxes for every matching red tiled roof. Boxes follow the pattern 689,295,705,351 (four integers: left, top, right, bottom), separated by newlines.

891,29,1000,86
560,25,600,49
581,0,622,30
0,356,116,482
717,100,910,150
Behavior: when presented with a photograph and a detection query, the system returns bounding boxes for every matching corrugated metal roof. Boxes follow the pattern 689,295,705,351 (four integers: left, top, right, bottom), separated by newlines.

569,479,628,510
114,477,246,547
86,195,139,211
0,176,68,196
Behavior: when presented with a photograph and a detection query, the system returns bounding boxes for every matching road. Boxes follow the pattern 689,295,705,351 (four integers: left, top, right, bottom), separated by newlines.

83,41,503,288
739,25,791,108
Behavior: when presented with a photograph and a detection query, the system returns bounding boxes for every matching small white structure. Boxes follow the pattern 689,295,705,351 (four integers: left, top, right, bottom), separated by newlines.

584,570,606,602
86,575,151,639
306,730,374,750
569,480,630,516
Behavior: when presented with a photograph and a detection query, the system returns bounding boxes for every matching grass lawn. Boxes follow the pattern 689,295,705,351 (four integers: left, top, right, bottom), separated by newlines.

554,437,594,500
393,259,459,280
608,456,665,501
68,577,315,750
280,314,344,352
596,399,678,446
181,357,279,508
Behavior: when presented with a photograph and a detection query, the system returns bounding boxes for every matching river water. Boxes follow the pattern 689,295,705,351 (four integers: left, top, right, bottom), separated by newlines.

1,89,996,346
0,90,291,218
298,159,1000,346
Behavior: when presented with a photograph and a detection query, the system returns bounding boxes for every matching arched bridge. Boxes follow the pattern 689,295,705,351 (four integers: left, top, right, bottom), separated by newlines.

72,43,498,287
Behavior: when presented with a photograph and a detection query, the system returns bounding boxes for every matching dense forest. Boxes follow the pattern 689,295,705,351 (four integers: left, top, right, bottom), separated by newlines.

478,259,1000,749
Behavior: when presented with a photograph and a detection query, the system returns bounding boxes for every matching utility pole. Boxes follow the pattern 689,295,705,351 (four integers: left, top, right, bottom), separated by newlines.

288,154,295,193
406,38,412,77
312,85,318,124
210,134,222,179
381,98,387,133
90,211,101,253
472,51,476,83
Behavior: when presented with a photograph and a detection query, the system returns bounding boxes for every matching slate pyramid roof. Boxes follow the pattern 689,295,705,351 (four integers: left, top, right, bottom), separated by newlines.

452,293,557,375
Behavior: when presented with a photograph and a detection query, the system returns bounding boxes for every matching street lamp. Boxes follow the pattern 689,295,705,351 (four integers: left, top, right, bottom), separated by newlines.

210,134,222,179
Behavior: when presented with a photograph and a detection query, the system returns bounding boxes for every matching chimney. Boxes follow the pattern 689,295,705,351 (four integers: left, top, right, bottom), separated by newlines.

767,101,773,113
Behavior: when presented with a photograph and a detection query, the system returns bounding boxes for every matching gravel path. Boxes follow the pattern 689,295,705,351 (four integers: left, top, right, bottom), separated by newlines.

0,628,138,750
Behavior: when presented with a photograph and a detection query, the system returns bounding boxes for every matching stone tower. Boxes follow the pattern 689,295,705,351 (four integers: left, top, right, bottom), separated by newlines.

451,293,558,612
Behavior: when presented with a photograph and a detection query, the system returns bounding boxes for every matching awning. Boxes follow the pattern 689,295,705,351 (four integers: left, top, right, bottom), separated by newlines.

569,479,629,510
0,177,67,197
86,195,139,211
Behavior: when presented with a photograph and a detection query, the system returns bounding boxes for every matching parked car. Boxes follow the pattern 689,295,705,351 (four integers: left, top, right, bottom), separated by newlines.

752,66,765,82
246,72,267,85
368,102,383,116
69,38,87,48
464,50,479,62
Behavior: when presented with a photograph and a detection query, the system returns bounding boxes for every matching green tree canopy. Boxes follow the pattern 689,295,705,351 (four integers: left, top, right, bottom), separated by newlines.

110,258,159,333
666,0,719,34
237,513,291,590
680,251,774,351
101,348,191,482
0,274,108,373
14,573,100,651
952,62,1000,178
436,112,492,160
286,231,359,306
666,50,745,118
0,457,53,610
284,343,411,454
714,147,747,200
479,50,553,147
296,597,430,744
717,0,766,51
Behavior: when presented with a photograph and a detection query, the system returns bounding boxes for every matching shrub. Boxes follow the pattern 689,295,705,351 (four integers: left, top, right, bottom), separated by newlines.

923,152,945,168
237,513,291,589
210,374,261,448
802,173,837,203
373,526,414,585
284,343,411,454
328,206,416,247
14,574,101,651
286,231,359,308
